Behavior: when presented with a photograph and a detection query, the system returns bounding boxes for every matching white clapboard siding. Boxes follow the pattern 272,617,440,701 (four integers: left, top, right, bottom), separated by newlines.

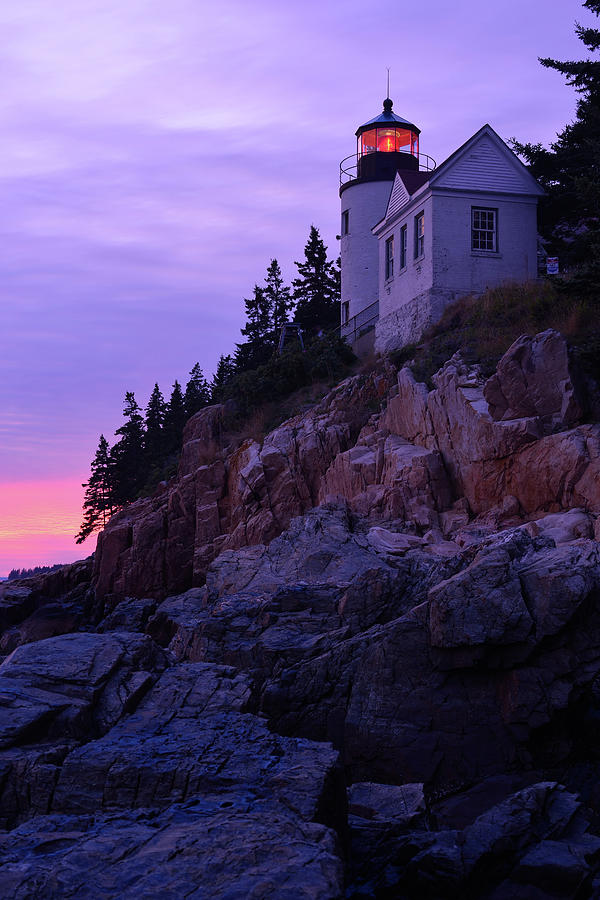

385,173,410,218
433,135,533,194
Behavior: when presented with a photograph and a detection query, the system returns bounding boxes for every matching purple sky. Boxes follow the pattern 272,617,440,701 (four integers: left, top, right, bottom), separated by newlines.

0,0,593,573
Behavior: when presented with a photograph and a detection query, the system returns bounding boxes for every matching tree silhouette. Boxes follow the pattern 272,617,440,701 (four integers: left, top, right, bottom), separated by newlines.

111,392,145,505
236,259,294,371
145,383,166,462
292,226,340,335
184,363,211,418
76,434,115,543
211,354,235,401
264,258,293,338
163,380,187,455
236,285,275,372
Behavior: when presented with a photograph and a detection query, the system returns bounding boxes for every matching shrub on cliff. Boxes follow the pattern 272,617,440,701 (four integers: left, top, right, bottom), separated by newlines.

214,333,355,417
396,280,600,387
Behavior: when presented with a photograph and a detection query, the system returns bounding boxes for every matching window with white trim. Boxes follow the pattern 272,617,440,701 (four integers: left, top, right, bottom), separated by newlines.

341,210,349,235
414,212,424,258
400,224,407,269
385,235,394,280
472,207,497,251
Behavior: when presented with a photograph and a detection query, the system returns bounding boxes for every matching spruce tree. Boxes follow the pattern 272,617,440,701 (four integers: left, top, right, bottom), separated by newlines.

145,383,166,462
184,363,211,418
292,225,340,334
235,259,294,371
76,434,115,543
211,354,235,401
264,258,293,339
235,285,274,371
111,392,146,505
163,380,187,455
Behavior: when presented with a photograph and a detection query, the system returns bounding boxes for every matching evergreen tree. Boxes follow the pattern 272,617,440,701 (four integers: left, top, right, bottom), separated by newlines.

144,383,166,462
240,285,272,345
211,354,235,401
163,380,187,455
235,284,274,372
511,0,600,285
111,392,146,505
76,434,115,543
292,225,340,334
235,259,293,372
184,363,211,418
264,258,293,338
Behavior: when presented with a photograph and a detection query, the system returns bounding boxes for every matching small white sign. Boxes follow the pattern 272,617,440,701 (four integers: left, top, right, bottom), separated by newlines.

547,257,559,275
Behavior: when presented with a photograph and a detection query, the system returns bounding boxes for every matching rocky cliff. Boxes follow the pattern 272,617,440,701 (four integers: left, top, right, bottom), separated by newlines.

2,329,600,898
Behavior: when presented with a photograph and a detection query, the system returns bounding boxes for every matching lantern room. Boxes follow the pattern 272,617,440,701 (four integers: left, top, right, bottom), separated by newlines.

356,98,420,179
339,98,426,190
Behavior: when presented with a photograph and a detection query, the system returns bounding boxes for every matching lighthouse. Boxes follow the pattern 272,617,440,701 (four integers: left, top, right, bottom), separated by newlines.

339,98,433,341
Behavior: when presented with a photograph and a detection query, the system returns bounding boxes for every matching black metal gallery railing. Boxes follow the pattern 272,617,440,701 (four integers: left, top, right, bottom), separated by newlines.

340,152,436,187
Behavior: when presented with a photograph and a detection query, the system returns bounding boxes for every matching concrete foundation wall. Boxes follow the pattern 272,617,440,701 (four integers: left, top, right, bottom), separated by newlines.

375,287,463,353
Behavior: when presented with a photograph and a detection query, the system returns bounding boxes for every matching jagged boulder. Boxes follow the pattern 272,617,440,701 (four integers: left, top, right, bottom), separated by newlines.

0,632,169,829
347,781,600,898
320,429,452,528
384,355,600,517
146,506,464,685
262,527,600,790
0,662,346,899
0,802,344,900
483,329,584,428
0,559,93,653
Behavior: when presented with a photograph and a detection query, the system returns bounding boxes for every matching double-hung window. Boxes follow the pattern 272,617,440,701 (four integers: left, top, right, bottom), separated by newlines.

472,207,497,251
385,235,394,280
400,225,407,269
414,212,424,258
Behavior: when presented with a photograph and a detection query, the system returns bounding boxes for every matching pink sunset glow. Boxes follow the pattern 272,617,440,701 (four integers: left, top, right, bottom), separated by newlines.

1,0,594,574
0,480,92,576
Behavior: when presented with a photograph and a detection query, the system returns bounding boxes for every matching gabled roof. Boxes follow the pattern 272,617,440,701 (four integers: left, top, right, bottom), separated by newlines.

428,124,545,196
373,123,545,235
384,171,431,220
399,171,431,196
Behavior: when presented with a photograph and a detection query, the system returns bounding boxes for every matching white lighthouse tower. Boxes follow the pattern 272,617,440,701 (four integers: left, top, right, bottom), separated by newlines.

339,98,432,343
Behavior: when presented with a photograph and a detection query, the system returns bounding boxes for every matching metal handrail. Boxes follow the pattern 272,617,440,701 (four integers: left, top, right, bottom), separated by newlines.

340,300,379,343
340,151,436,186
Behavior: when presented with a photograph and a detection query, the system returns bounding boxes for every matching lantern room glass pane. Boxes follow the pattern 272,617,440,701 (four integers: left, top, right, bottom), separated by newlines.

377,128,399,152
360,127,419,157
359,129,378,156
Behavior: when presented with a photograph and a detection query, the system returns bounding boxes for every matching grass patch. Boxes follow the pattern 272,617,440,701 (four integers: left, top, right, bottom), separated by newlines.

392,280,600,386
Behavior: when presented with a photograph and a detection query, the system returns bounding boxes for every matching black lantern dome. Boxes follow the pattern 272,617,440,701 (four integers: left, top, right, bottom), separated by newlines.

355,97,420,179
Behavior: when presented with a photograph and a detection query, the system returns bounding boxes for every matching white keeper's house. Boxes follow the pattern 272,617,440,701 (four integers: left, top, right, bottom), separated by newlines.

339,97,545,353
